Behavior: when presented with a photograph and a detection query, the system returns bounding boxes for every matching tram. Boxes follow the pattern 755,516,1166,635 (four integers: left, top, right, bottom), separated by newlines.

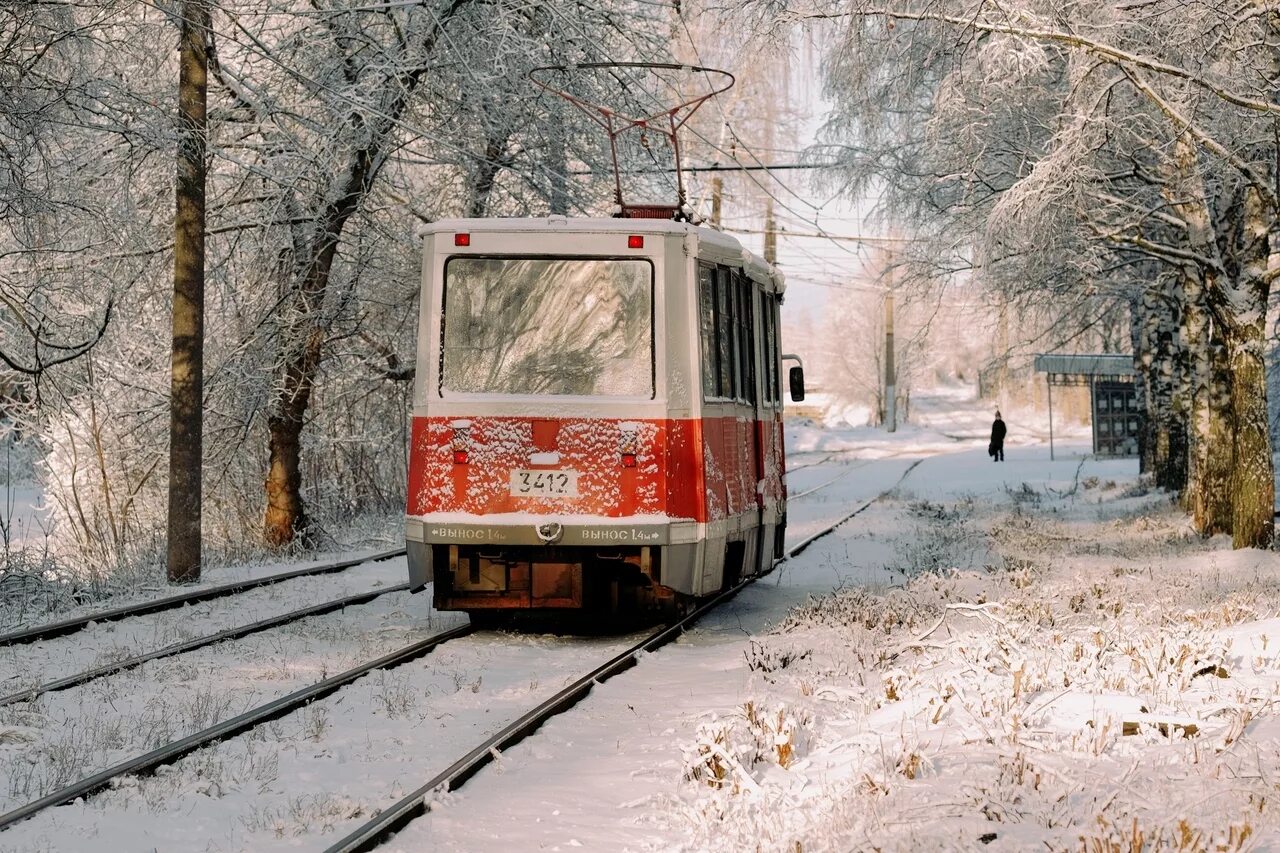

403,215,802,620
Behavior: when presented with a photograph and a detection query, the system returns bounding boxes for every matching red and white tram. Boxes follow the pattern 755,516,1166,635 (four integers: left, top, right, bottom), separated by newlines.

404,216,801,620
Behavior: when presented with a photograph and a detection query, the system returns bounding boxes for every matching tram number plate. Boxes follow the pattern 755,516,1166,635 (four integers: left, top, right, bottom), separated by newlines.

510,470,579,498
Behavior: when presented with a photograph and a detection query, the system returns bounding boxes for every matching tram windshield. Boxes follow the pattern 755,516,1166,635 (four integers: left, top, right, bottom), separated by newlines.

441,257,654,397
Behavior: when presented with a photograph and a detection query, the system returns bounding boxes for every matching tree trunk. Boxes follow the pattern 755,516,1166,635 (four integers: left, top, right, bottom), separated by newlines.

1226,316,1274,548
262,178,360,546
1162,135,1233,535
1131,295,1152,475
1133,283,1187,492
264,326,324,547
167,0,209,583
1181,268,1234,535
467,131,509,218
1224,185,1274,549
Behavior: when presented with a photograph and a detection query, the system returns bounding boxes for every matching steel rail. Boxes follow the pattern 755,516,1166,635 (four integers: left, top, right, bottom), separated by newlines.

0,583,411,708
0,548,406,646
0,622,472,833
322,579,754,853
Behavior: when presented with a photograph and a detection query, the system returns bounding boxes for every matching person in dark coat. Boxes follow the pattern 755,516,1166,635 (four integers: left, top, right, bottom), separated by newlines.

989,410,1006,462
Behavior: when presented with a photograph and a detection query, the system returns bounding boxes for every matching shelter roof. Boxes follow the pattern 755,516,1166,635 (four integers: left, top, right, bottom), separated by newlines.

1033,353,1135,377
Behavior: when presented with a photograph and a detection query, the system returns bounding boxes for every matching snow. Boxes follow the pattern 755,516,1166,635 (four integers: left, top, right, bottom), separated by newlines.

0,547,403,635
6,387,1280,852
0,484,51,548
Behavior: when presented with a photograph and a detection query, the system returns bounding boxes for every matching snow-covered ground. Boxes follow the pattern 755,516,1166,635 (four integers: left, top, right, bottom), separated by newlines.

790,381,1092,459
7,387,1280,851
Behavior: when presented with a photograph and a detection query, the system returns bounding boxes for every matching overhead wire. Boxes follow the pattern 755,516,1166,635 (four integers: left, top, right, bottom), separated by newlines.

666,6,872,263
531,9,843,235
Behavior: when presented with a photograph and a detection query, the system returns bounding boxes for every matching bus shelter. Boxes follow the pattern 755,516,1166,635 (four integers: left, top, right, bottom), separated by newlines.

1033,354,1140,460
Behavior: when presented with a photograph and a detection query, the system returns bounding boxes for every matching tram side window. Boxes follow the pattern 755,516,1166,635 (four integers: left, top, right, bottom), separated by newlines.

724,269,741,400
700,263,766,404
716,268,734,397
762,296,780,406
735,273,756,404
756,290,772,406
698,263,719,397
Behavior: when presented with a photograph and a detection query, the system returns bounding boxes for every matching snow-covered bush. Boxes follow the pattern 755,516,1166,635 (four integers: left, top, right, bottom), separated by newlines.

683,700,813,792
661,477,1280,850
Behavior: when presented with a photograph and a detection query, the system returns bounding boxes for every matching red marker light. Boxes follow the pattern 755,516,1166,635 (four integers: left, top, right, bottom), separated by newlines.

627,235,644,249
453,450,469,465
454,233,471,246
622,453,637,468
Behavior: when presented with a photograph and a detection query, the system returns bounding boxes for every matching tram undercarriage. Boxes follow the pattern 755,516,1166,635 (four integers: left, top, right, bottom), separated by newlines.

425,543,696,620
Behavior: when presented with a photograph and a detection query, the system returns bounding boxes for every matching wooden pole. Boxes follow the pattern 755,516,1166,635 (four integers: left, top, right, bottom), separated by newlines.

167,0,208,583
1047,376,1055,461
884,274,896,432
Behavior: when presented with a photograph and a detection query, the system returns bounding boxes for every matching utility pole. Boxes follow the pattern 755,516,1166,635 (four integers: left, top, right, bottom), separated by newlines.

710,175,722,228
168,0,209,583
764,199,777,265
548,103,569,216
884,265,896,432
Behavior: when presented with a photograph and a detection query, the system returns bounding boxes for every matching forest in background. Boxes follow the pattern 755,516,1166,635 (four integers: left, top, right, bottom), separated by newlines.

1,0,1277,600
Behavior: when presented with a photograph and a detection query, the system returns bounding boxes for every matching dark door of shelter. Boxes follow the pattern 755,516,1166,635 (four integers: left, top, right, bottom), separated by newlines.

1093,381,1140,457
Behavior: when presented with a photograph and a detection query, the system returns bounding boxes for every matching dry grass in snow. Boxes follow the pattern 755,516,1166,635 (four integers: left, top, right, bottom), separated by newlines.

659,481,1280,851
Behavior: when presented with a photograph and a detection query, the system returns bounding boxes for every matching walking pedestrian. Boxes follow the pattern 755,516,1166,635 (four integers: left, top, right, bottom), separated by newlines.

990,410,1006,462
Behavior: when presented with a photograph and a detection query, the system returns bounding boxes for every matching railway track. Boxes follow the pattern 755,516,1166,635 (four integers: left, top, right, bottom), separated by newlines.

786,459,869,501
0,459,922,844
0,548,406,646
0,582,410,708
323,576,752,853
0,621,472,833
785,449,860,474
325,458,924,853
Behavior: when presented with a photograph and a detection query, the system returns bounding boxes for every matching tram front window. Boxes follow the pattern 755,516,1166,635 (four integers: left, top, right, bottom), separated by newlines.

442,257,654,397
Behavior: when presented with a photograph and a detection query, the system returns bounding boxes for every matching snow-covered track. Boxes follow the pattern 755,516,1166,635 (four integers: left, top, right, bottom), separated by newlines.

0,582,410,708
323,460,926,852
785,449,860,474
0,622,472,833
786,459,923,559
322,582,756,853
0,548,406,646
786,460,869,501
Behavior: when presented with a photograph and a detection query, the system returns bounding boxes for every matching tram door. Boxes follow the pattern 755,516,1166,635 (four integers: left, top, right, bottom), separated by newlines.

733,271,763,577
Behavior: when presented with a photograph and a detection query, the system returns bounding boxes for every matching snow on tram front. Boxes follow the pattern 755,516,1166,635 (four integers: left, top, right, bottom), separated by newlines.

404,216,802,622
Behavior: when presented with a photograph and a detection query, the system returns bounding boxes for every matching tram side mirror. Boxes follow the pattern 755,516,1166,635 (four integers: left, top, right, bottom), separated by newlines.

788,366,805,402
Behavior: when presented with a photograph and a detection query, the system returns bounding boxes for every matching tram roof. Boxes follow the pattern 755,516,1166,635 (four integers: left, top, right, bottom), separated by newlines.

420,217,783,293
